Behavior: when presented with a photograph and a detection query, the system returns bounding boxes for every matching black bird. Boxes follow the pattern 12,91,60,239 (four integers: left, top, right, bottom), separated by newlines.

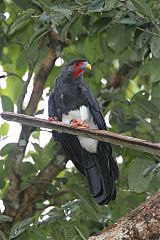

48,59,119,205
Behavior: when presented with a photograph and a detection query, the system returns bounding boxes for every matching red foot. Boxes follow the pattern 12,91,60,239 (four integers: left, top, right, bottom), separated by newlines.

70,119,89,128
48,116,58,122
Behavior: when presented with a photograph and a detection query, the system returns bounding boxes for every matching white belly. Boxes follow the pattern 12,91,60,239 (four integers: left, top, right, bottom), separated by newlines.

62,106,98,153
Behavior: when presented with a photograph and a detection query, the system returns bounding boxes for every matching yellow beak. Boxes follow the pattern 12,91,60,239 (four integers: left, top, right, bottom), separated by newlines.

85,63,92,70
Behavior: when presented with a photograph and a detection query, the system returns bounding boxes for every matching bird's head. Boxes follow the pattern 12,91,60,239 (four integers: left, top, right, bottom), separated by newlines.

62,59,92,80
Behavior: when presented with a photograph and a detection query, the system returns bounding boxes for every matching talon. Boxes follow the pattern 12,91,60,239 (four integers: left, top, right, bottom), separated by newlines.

48,116,58,122
80,120,89,128
71,123,80,128
70,119,79,124
70,119,89,128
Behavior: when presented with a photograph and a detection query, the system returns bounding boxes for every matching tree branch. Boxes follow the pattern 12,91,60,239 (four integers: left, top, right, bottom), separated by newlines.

1,112,160,156
17,38,45,113
25,31,58,116
14,156,66,221
89,192,160,240
111,62,141,89
1,31,60,233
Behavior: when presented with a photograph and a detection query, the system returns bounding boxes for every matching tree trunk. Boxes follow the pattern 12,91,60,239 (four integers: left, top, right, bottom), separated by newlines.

89,192,160,240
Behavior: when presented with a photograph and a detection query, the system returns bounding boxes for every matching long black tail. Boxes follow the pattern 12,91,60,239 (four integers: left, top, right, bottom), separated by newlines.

82,142,119,205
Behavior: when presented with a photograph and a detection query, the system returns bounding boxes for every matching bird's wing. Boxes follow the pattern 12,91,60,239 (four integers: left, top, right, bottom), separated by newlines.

79,81,106,130
48,89,85,175
48,90,57,118
79,81,119,204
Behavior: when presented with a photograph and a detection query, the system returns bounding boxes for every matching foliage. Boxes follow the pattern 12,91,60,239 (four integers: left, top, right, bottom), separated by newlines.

0,0,160,239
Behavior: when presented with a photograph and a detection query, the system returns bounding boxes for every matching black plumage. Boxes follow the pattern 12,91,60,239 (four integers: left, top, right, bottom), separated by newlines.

48,59,119,205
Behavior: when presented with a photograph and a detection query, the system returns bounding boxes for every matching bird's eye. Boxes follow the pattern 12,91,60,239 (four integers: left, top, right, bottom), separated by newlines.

74,61,79,66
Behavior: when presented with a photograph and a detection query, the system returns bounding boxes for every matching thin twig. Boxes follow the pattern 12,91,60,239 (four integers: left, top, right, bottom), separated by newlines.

0,72,23,82
137,27,160,37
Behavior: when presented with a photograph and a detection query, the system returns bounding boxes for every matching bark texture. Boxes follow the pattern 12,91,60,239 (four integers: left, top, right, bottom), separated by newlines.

89,192,160,240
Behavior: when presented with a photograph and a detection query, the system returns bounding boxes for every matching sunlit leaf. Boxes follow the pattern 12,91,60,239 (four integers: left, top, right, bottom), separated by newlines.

0,122,9,137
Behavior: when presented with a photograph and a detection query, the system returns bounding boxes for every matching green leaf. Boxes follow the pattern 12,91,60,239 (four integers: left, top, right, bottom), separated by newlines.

132,91,159,117
87,0,105,13
0,215,13,223
28,25,49,46
0,122,9,137
45,207,65,222
128,158,154,193
1,76,23,103
0,1,5,13
0,175,5,189
1,95,14,112
21,162,37,176
13,1,33,10
118,17,137,25
107,24,132,53
9,13,32,36
74,225,87,240
51,6,72,20
32,131,40,140
150,36,160,58
70,184,98,220
0,13,5,21
140,58,160,83
0,231,6,240
64,223,76,240
83,37,103,62
132,0,154,19
151,81,160,111
103,0,119,11
16,52,28,75
120,117,139,133
143,163,159,177
9,217,34,239
90,17,112,36
0,143,16,157
75,0,90,6
32,0,51,12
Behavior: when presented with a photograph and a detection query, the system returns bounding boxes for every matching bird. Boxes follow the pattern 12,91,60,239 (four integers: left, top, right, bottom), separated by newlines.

48,58,119,205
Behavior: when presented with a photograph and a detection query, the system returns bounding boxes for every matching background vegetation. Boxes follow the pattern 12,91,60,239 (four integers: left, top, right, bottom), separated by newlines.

0,0,160,239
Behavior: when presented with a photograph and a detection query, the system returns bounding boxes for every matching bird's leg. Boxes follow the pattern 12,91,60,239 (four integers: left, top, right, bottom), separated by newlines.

70,119,89,128
48,116,58,122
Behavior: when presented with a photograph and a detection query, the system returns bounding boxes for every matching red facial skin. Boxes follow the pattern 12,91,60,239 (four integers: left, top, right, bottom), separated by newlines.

73,61,84,79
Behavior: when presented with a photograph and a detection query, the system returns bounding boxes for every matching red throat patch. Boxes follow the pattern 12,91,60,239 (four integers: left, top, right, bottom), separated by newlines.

73,62,84,79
